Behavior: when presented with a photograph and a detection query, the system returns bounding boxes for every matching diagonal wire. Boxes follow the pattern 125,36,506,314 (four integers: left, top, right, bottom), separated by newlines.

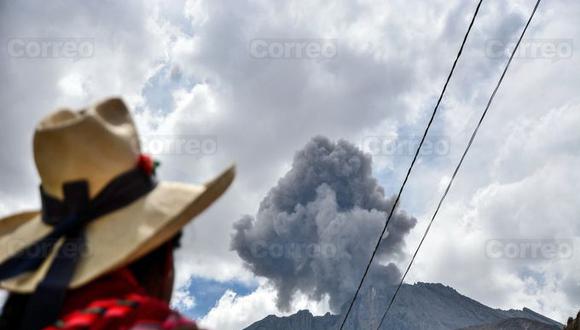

376,1,543,329
338,1,484,328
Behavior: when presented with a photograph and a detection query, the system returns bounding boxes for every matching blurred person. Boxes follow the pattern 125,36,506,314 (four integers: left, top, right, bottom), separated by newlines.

0,98,235,330
565,310,580,330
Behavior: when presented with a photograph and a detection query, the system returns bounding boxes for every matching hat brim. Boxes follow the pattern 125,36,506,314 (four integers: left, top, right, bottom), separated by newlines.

0,165,235,293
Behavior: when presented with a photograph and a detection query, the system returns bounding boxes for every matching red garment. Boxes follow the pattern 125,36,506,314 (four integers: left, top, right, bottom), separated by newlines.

43,268,200,330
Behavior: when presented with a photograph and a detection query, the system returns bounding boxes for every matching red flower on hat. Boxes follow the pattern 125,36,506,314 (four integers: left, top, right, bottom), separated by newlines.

137,154,159,176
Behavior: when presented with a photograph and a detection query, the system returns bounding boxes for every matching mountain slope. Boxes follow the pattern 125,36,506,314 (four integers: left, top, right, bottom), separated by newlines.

244,283,562,330
461,317,561,330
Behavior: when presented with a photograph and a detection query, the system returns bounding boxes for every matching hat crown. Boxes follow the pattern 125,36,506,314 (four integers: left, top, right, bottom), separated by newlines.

34,98,141,199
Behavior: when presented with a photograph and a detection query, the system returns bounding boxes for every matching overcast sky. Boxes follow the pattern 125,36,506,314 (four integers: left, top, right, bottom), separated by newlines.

1,0,579,329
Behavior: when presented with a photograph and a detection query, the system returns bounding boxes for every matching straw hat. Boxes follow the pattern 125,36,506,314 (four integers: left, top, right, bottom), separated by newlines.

0,98,235,293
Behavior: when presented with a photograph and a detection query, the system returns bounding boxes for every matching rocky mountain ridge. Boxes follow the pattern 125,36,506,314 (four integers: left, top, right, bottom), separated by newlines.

244,283,563,330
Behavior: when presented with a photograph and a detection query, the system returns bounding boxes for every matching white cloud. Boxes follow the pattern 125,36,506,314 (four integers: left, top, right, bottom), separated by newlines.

172,277,197,313
199,283,331,330
199,286,279,330
405,104,580,322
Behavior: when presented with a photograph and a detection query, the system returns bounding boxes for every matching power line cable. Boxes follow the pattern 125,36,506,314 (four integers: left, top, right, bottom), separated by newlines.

338,1,484,328
376,1,543,329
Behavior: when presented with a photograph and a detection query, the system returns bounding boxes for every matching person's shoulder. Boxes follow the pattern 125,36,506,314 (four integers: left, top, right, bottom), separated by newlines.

44,293,203,330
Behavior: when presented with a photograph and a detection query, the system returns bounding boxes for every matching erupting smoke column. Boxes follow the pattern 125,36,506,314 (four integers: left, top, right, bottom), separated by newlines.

231,136,417,312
